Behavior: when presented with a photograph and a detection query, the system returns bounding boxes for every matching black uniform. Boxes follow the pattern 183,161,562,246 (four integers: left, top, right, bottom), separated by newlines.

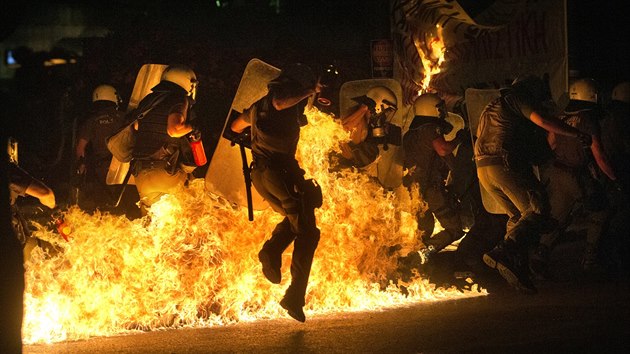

601,98,630,272
132,81,195,212
403,116,464,252
243,93,320,313
76,101,125,209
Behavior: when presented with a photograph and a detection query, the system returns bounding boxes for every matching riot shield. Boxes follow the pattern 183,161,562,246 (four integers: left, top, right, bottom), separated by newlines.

338,79,410,189
444,112,465,142
204,58,280,209
106,63,168,185
464,88,505,214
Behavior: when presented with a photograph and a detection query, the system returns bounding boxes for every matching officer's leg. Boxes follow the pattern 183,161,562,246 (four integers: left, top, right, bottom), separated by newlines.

477,165,521,220
483,167,544,293
423,186,464,252
280,204,320,322
582,209,609,271
251,168,295,284
264,218,297,255
532,165,580,277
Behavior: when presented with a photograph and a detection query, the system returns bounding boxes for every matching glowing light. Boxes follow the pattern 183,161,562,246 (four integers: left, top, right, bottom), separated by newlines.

415,24,447,95
23,108,485,344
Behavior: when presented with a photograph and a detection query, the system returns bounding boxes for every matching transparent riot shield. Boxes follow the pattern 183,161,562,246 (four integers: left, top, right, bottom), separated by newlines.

338,79,411,189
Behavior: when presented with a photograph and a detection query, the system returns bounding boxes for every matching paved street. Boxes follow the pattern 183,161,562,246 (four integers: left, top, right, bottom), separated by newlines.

24,241,630,354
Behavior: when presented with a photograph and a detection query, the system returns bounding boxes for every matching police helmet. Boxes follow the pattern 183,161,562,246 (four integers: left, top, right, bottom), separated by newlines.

569,78,598,103
270,63,318,91
366,86,397,114
612,81,630,103
92,84,121,107
413,92,445,119
161,65,198,97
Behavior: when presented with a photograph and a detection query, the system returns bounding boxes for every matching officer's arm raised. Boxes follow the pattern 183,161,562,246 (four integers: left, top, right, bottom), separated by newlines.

529,111,585,139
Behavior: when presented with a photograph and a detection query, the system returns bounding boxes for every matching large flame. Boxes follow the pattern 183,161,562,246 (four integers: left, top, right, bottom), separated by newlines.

23,107,485,344
415,24,446,94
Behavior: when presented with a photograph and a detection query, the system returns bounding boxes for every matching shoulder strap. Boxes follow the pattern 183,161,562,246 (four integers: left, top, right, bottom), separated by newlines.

135,92,171,121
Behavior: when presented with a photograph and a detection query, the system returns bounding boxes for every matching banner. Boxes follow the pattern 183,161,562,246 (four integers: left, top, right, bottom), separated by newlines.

371,39,394,78
391,0,567,105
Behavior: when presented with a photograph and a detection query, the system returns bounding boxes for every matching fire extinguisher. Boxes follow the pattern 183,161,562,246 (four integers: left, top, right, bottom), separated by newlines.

188,129,207,166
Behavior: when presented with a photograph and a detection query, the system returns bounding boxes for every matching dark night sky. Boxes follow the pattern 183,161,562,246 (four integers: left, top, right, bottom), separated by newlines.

2,0,629,90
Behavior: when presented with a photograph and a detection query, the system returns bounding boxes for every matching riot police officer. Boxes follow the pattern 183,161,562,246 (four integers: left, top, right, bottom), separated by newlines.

401,93,468,263
75,84,125,210
132,65,198,214
230,63,322,322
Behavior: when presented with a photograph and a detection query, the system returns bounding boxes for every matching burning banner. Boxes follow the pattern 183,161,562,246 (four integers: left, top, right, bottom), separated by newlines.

391,0,568,103
22,106,486,345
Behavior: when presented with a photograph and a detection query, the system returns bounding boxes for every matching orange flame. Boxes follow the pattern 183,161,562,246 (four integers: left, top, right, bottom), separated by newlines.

415,24,446,94
23,107,485,344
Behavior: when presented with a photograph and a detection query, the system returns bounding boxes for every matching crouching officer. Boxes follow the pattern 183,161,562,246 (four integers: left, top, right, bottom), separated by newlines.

131,65,198,214
401,93,468,263
230,63,322,322
475,75,591,294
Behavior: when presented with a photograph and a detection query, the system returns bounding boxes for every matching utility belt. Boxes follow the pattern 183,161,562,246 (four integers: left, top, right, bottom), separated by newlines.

251,156,300,172
474,156,504,168
252,157,321,209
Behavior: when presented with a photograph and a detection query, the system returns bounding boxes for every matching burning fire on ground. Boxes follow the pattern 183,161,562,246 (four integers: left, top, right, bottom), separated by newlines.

23,107,486,344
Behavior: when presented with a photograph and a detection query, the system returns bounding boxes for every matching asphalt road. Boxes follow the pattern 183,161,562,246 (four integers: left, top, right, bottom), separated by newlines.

23,241,630,354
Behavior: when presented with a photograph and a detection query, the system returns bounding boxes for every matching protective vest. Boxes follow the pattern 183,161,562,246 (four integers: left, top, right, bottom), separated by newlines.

403,118,449,188
82,104,125,161
250,95,304,162
133,85,188,160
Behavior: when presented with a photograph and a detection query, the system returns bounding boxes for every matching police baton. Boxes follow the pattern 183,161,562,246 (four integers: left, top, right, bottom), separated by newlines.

114,160,134,208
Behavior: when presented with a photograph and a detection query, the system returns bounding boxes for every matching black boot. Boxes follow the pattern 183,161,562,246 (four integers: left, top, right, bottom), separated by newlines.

280,286,306,322
258,247,282,284
484,241,537,294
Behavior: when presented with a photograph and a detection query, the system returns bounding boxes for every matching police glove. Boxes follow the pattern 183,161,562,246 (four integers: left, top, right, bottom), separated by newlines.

437,120,454,135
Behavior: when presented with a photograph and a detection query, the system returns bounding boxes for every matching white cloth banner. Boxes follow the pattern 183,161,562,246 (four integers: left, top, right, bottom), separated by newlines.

392,0,567,104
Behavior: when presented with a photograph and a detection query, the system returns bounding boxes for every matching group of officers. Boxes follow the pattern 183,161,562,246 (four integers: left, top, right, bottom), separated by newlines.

7,61,630,326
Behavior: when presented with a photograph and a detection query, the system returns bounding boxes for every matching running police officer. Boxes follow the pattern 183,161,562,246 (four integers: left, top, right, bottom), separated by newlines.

230,63,322,322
